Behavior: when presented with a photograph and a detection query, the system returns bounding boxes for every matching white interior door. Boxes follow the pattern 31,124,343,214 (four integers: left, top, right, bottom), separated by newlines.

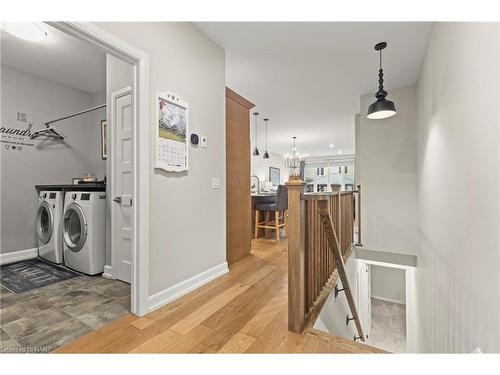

111,87,133,283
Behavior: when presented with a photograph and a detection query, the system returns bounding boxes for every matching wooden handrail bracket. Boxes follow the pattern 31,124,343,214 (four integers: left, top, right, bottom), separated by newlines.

317,199,365,342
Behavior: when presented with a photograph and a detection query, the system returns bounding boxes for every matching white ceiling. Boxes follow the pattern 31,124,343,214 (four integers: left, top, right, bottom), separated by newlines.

1,23,105,94
196,22,433,157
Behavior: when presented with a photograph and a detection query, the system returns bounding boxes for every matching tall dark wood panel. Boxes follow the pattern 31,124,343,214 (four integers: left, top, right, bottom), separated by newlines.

226,87,255,264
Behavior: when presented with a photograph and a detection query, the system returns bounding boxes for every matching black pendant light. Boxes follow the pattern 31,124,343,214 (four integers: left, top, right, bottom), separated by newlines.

263,118,270,159
367,42,397,120
252,112,260,156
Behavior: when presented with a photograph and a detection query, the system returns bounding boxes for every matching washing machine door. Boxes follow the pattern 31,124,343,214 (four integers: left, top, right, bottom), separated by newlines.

63,203,87,252
36,201,53,245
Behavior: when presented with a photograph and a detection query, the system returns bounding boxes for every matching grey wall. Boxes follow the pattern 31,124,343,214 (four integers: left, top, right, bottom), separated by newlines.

416,23,500,353
0,66,105,253
89,90,107,179
356,86,418,256
95,23,226,296
371,265,405,304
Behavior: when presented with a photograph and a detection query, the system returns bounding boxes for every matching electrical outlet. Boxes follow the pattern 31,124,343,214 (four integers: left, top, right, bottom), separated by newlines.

201,135,208,148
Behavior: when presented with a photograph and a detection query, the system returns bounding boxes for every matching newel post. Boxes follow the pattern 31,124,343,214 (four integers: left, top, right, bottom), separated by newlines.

286,177,306,333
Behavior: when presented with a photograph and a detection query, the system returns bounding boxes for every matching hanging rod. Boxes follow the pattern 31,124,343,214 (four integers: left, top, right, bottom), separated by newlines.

44,103,106,127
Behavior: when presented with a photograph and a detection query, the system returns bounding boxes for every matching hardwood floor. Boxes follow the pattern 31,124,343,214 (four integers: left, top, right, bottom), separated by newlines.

55,238,383,353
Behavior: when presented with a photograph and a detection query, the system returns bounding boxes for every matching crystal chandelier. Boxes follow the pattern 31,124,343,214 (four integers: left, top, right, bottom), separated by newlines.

284,136,304,179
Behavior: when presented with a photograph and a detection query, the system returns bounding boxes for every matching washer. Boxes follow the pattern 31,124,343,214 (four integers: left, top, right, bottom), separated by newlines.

36,190,64,264
62,191,106,275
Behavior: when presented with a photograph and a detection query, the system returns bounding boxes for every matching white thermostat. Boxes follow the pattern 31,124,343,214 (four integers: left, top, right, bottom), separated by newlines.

201,135,208,148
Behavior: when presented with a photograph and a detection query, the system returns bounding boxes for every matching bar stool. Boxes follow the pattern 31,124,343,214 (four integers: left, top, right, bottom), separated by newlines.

254,185,288,240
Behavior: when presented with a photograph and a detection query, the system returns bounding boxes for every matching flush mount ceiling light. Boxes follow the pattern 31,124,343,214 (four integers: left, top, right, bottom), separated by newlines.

1,22,48,42
263,118,270,159
252,112,260,156
367,42,396,120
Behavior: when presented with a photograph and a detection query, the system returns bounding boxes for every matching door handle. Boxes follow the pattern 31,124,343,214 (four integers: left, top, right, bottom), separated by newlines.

113,197,122,204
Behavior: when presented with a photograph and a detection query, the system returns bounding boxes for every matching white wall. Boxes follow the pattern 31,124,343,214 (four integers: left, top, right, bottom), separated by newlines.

356,86,418,256
0,66,104,253
354,113,360,187
415,23,500,353
95,23,226,298
251,150,287,186
314,256,360,339
371,265,406,304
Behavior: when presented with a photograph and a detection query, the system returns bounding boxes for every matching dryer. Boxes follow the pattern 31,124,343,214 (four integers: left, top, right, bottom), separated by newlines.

36,190,64,264
62,191,106,275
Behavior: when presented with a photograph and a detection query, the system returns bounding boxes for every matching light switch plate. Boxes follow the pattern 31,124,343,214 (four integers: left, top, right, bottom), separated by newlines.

212,176,220,189
201,135,208,148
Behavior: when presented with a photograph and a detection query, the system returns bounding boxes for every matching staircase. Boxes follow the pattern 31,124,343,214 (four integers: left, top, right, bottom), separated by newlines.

286,179,382,352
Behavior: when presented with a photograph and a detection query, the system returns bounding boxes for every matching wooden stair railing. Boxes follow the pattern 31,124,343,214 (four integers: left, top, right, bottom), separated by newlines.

317,199,365,342
287,179,364,343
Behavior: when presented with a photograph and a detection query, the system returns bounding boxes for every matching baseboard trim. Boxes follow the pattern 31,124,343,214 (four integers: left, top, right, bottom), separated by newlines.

372,295,406,305
0,248,38,266
102,265,113,279
148,262,229,313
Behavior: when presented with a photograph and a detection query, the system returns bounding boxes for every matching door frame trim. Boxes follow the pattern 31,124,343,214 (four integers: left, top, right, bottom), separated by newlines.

47,22,150,316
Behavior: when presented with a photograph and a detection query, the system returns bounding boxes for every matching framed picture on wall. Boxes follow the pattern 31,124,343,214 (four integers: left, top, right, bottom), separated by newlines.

269,167,280,186
100,120,107,160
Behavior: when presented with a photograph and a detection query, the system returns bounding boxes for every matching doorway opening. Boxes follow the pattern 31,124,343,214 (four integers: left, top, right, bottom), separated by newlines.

365,264,407,353
0,22,149,352
48,22,150,318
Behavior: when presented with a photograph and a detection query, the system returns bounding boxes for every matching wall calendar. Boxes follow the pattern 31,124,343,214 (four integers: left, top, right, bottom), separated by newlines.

155,91,189,172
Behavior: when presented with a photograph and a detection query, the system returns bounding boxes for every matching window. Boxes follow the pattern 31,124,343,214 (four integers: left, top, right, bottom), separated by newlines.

317,184,327,192
304,162,355,192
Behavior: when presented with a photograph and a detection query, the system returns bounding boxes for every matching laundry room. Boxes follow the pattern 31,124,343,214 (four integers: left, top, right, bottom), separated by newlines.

0,23,134,352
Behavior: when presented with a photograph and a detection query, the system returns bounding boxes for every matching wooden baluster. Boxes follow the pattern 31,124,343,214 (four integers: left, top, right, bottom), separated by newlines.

352,193,355,244
338,191,342,255
356,184,362,246
286,178,306,333
314,201,318,302
304,201,312,311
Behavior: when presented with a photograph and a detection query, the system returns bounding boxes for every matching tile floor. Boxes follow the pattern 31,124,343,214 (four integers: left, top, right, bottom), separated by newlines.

366,297,406,353
0,275,130,353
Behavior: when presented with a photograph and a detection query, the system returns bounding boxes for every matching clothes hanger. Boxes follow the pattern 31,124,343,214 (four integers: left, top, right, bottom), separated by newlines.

31,125,64,140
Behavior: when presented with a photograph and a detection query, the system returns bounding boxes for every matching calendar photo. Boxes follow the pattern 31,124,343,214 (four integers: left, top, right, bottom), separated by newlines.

158,97,187,142
155,91,189,172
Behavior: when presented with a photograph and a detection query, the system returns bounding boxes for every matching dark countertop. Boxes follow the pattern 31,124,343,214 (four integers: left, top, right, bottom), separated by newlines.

35,183,106,192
